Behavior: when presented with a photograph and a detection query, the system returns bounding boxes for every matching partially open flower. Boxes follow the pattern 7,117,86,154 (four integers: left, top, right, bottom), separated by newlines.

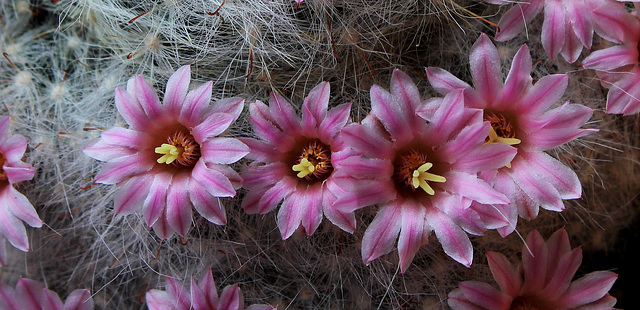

83,65,248,239
146,268,276,310
240,82,353,239
448,229,618,310
0,278,93,310
427,34,595,236
335,69,517,272
0,115,41,265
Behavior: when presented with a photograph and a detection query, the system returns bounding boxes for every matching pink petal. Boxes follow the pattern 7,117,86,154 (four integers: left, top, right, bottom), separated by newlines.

592,2,640,43
191,160,236,198
16,278,44,310
565,0,594,49
301,184,324,236
63,289,93,310
2,186,42,228
218,284,242,310
495,1,544,42
239,137,274,162
544,227,571,267
1,134,27,162
145,290,174,310
302,82,330,133
248,101,286,144
180,81,213,126
241,162,288,189
42,289,64,310
165,278,190,309
192,113,238,143
560,25,583,64
442,171,508,205
361,202,403,265
99,127,144,148
470,34,501,105
391,69,422,112
201,137,249,165
605,68,640,114
163,65,191,114
142,172,172,227
269,92,301,134
472,202,515,235
94,153,153,185
529,105,595,151
198,268,218,306
487,251,522,297
210,97,245,119
500,44,532,107
191,278,211,310
114,87,148,130
558,271,618,309
451,139,517,173
539,248,582,300
370,84,412,145
82,138,135,162
0,282,19,309
426,207,473,267
151,212,173,239
334,157,393,180
508,159,565,212
457,281,511,310
519,74,568,116
521,229,549,295
323,184,357,233
208,163,242,190
318,102,351,141
166,174,192,236
128,75,162,119
582,44,637,71
246,178,296,215
113,175,152,215
520,152,581,199
425,67,471,96
190,182,226,225
439,121,490,164
331,180,396,214
397,202,428,273
425,89,467,144
573,294,617,310
0,204,29,251
277,187,304,239
447,287,487,310
339,123,393,159
541,0,566,60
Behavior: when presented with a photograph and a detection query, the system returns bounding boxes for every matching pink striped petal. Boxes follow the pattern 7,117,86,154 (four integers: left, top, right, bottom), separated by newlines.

241,162,287,189
495,1,544,42
198,268,218,305
190,182,226,225
277,188,304,239
448,287,487,310
166,174,192,236
142,172,172,227
470,34,501,105
361,202,402,265
573,294,616,310
508,159,565,212
114,87,148,130
201,137,249,165
539,248,582,300
301,184,324,236
99,127,145,148
318,102,351,141
63,289,93,310
560,25,583,64
82,138,135,162
391,69,422,112
500,44,532,107
128,75,162,119
191,160,236,198
146,290,174,310
208,163,242,190
558,271,618,309
487,251,522,297
426,207,473,267
582,44,637,71
42,289,64,310
397,202,428,273
210,97,245,119
248,101,286,144
0,282,20,309
94,153,153,185
370,84,412,145
218,284,242,310
457,281,511,310
425,67,471,96
269,92,301,134
452,139,517,173
519,74,568,116
331,180,395,214
334,157,393,180
565,0,593,49
0,134,27,162
442,171,509,205
180,81,213,126
247,178,296,215
520,152,581,199
521,229,549,295
592,2,640,43
605,68,640,114
339,123,393,158
425,89,467,144
239,137,274,162
192,113,238,142
151,212,173,239
164,65,191,114
302,82,330,132
529,105,595,150
165,277,190,310
472,202,515,234
544,227,571,268
191,278,211,310
2,186,42,228
541,0,566,60
113,175,152,215
323,181,357,233
16,278,44,310
0,204,29,251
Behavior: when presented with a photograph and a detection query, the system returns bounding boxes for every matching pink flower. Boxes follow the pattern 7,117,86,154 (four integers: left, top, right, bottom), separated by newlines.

582,1,640,114
335,69,517,272
83,65,248,239
487,0,614,62
240,82,353,239
0,278,93,310
0,115,41,265
427,34,595,235
448,229,618,310
146,268,276,310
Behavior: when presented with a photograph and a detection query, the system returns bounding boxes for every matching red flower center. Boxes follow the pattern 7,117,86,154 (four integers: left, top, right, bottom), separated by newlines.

0,152,7,182
485,112,517,140
393,149,445,195
291,140,332,181
155,131,200,167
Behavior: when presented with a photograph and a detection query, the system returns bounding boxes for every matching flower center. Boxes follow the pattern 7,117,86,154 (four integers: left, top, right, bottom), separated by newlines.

509,296,552,310
154,131,200,167
394,149,446,195
0,152,7,182
291,140,332,180
485,112,520,168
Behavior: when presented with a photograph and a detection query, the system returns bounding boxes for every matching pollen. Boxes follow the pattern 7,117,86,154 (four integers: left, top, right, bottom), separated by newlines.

485,112,521,168
411,163,446,195
154,131,200,167
394,149,446,195
291,140,332,180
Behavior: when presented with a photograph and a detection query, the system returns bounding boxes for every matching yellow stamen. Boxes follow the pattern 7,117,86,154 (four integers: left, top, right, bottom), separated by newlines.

411,163,446,195
486,126,521,146
292,158,316,178
155,143,181,164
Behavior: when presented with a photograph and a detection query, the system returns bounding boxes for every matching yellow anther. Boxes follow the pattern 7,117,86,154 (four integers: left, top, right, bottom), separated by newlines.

411,162,446,195
292,158,316,178
155,143,180,164
486,127,521,146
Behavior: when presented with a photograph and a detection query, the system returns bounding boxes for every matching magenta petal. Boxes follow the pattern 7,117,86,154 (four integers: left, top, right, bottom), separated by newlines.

191,160,236,198
565,0,593,49
500,44,533,106
302,82,330,132
277,188,305,240
339,123,393,158
192,113,237,142
442,171,509,205
457,281,511,310
241,162,287,189
397,202,427,273
495,1,544,42
448,287,488,310
165,278,190,310
248,101,286,144
508,159,564,212
558,271,618,309
335,157,393,180
520,152,581,199
16,278,44,310
82,138,135,162
301,185,323,236
361,202,402,265
114,87,148,130
142,173,172,227
42,289,64,310
201,137,249,165
331,180,396,214
211,97,245,119
94,154,153,185
218,284,242,310
248,178,296,215
470,34,501,105
269,92,301,134
604,68,640,115
63,289,94,310
128,75,162,119
452,140,517,173
113,175,152,215
519,74,568,115
521,229,548,295
539,248,582,300
391,69,422,111
318,102,351,141
190,182,226,225
146,290,174,310
541,0,566,60
0,204,29,251
239,137,274,162
592,2,640,43
426,207,473,267
166,174,192,236
191,278,210,310
151,213,173,239
487,251,522,297
529,106,595,150
180,81,213,126
195,269,218,310
0,283,21,309
425,89,468,144
582,44,637,71
323,199,357,233
3,186,42,228
425,67,471,96
164,65,191,114
370,84,412,145
560,26,583,64
544,227,571,267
